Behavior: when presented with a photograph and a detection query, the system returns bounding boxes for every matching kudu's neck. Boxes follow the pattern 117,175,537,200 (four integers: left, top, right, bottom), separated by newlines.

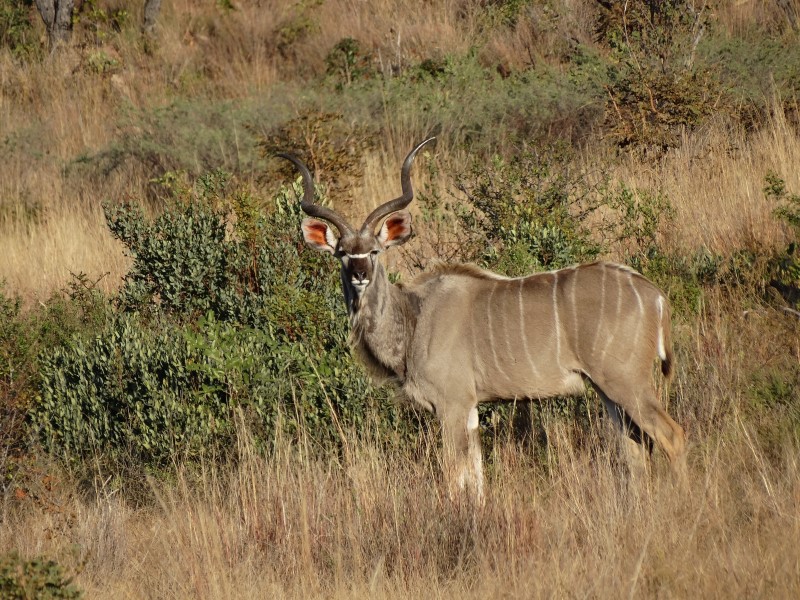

342,262,415,381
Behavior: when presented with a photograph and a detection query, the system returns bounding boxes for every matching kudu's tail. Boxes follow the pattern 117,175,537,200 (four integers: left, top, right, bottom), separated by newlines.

659,296,675,381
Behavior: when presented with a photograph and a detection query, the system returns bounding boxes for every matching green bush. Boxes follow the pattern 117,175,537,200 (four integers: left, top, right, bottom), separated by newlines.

747,363,800,463
72,100,266,184
0,550,82,599
257,109,377,203
700,35,800,128
325,37,374,88
764,171,800,308
1,276,108,483
599,0,718,153
104,171,250,322
0,0,39,59
32,173,415,468
454,147,604,275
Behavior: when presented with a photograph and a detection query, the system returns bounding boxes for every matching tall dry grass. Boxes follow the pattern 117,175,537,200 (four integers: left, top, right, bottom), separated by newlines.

3,411,798,598
0,0,482,300
607,103,800,257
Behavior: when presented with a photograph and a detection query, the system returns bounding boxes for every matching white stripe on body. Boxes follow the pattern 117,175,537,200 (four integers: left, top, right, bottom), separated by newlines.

518,278,541,379
628,272,644,357
600,268,621,362
486,282,502,376
552,272,562,370
569,267,580,362
592,263,607,354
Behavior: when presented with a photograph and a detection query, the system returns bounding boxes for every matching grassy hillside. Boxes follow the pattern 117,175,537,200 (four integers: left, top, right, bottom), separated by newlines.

0,1,799,597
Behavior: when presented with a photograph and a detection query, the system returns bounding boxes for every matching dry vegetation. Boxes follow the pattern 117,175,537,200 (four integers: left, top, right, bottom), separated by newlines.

4,401,800,598
1,0,799,598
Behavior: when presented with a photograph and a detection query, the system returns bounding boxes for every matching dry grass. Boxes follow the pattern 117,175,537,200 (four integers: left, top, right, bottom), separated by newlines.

607,105,800,257
716,0,800,37
3,416,799,598
2,0,797,299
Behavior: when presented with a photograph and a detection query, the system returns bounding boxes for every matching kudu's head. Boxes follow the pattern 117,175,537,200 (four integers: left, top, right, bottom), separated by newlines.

279,138,435,302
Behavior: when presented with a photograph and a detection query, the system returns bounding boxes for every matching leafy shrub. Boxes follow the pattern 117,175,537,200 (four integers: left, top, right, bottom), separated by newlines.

105,171,251,322
454,147,604,275
275,0,323,60
0,288,32,470
257,109,377,203
764,171,800,308
603,183,674,270
83,49,121,75
383,53,601,151
0,0,39,59
746,364,800,463
1,277,107,483
325,37,374,89
32,173,414,468
74,0,130,45
599,0,718,153
0,550,82,599
700,35,800,128
74,100,264,185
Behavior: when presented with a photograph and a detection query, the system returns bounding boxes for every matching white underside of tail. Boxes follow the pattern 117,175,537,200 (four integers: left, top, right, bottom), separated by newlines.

656,295,666,361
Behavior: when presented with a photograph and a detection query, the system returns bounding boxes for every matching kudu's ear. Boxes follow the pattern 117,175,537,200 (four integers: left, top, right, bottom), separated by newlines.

301,217,338,254
377,210,413,248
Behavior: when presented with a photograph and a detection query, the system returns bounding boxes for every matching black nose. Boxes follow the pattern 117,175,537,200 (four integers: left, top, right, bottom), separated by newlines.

354,270,367,282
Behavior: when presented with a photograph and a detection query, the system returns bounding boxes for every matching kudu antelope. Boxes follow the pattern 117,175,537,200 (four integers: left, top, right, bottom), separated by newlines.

279,139,686,501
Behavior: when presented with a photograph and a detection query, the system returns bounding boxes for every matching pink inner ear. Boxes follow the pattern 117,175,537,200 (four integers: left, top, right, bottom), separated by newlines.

302,220,334,251
383,213,411,243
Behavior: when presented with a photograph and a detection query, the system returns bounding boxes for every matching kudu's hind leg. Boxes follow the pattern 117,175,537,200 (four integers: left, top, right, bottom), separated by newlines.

592,376,686,477
441,406,484,505
597,392,651,477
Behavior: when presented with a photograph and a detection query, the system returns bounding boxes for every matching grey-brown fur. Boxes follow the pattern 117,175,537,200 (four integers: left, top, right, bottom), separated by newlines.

281,140,687,502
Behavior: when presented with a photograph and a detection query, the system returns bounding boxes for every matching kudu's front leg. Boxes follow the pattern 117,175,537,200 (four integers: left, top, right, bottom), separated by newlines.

441,407,484,505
